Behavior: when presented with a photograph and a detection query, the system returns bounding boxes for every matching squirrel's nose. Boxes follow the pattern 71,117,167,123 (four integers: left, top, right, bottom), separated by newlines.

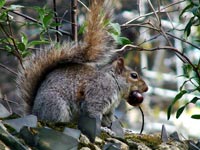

143,86,148,92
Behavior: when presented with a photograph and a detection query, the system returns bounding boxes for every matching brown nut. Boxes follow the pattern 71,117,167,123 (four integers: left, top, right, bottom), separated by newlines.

128,90,144,106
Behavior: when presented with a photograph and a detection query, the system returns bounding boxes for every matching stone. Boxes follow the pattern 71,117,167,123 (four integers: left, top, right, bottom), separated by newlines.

63,127,81,140
106,138,129,150
0,103,11,118
3,115,37,132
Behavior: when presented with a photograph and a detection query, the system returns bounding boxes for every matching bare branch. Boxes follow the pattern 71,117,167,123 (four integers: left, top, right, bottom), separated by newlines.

0,23,23,67
0,63,17,76
123,0,185,25
78,0,90,12
147,0,160,23
2,6,72,37
166,33,200,50
113,44,200,79
53,0,59,42
122,23,200,51
71,0,78,43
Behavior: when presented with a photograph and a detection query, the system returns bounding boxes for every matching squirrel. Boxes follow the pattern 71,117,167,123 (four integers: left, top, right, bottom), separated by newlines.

17,0,148,141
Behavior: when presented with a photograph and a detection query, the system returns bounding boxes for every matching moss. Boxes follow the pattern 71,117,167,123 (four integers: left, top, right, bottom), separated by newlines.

78,141,102,150
99,131,112,141
38,121,77,131
0,114,20,120
0,140,6,150
125,133,162,149
3,124,17,134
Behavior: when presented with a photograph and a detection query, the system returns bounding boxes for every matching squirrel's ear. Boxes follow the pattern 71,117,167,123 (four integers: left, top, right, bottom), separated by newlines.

114,57,125,74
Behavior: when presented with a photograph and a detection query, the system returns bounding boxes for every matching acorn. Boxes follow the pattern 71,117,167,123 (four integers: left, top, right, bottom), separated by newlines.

128,90,144,106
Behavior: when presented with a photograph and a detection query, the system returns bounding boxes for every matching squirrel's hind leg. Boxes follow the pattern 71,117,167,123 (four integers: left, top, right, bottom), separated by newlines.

32,91,72,122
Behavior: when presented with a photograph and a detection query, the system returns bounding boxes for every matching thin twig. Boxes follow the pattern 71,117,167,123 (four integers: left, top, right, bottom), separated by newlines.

2,6,71,37
53,0,59,42
139,106,144,134
0,63,17,76
166,32,200,50
137,0,141,15
71,0,78,43
0,23,23,67
0,98,19,105
78,0,90,12
114,44,200,79
157,0,161,27
60,9,69,25
122,23,200,50
147,0,160,23
147,0,173,46
123,0,185,25
6,14,24,66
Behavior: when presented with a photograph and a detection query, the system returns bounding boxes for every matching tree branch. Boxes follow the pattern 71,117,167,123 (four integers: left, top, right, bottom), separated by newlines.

71,0,78,43
2,6,72,37
0,63,17,76
53,0,59,42
113,44,200,79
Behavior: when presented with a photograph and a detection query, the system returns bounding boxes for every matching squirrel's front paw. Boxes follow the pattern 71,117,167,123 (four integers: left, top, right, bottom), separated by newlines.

78,113,101,142
102,115,114,128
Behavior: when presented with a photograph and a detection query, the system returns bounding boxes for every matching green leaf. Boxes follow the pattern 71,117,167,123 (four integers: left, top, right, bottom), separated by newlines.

179,80,190,91
28,40,49,47
118,37,132,45
182,63,193,78
34,6,45,19
176,106,185,119
9,5,24,10
167,104,172,120
191,114,200,119
184,16,195,37
191,6,199,16
103,19,110,27
167,90,187,120
109,23,121,36
21,50,30,58
50,22,62,27
21,33,28,46
17,43,26,51
49,28,63,35
174,90,187,101
0,11,8,22
78,22,87,35
0,0,5,8
179,3,193,19
43,13,53,29
5,45,12,53
110,33,131,46
190,97,200,104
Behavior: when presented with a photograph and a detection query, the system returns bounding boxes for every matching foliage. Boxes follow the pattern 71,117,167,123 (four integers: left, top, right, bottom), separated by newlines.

179,0,200,38
168,63,200,119
108,22,132,45
0,2,61,60
167,0,200,120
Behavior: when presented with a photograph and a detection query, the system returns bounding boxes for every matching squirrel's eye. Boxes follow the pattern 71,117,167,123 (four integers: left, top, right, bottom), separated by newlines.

130,72,138,79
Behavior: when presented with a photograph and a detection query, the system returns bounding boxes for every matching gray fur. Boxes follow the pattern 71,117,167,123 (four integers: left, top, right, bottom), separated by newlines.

32,63,129,126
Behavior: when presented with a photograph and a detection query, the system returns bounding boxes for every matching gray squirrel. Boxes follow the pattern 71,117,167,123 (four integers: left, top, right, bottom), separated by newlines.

17,0,148,141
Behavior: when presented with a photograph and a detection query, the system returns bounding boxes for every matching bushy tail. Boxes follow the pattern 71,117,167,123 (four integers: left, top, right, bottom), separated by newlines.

17,0,114,113
82,0,113,63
